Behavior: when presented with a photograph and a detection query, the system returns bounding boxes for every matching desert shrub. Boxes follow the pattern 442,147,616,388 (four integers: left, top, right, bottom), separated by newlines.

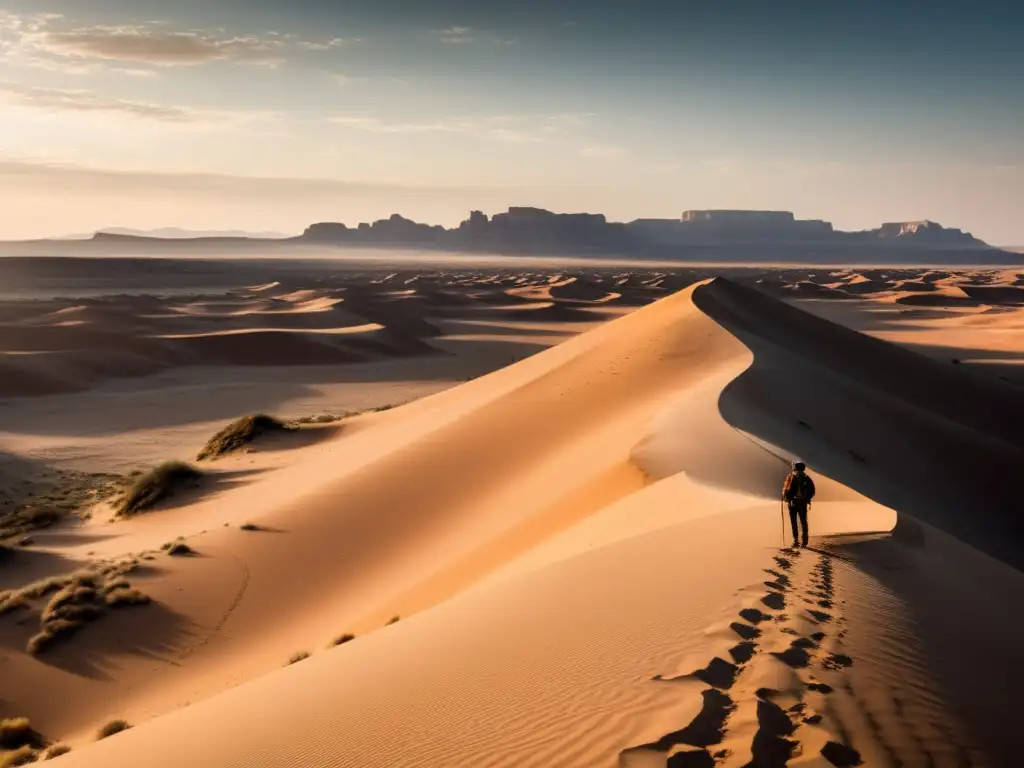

330,633,355,647
28,619,83,655
18,565,150,654
105,588,150,608
0,746,38,766
287,651,310,665
96,720,130,740
196,414,292,461
0,594,30,616
0,718,43,750
42,745,71,760
118,462,202,516
164,540,194,556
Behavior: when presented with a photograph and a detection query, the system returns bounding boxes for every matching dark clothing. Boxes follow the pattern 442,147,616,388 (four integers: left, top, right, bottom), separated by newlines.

788,501,809,546
783,471,816,503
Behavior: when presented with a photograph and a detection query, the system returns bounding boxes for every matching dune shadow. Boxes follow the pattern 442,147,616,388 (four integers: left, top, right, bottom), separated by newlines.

26,599,197,681
692,278,1024,573
134,467,267,515
0,546,92,590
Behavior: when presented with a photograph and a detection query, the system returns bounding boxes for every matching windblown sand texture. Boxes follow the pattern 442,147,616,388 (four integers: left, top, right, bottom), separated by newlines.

1,261,1022,767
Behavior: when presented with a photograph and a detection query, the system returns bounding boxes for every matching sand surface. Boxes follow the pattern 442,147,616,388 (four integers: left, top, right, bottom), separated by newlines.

1,259,1022,767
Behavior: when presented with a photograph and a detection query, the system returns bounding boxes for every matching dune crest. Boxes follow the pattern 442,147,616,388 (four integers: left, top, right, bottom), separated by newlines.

5,273,1024,767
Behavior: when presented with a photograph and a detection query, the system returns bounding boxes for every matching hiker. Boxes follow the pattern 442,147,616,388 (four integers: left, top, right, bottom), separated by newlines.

782,461,816,547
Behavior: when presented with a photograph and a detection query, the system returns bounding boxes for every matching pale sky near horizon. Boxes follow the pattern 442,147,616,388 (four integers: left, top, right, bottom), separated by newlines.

0,1,1021,243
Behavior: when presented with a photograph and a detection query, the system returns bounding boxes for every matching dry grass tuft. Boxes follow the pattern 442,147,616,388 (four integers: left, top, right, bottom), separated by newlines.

163,540,195,556
330,633,355,647
0,718,44,750
197,414,293,461
105,588,151,608
10,562,151,655
0,746,38,766
287,650,310,665
118,461,202,516
386,615,400,625
240,523,262,531
95,720,131,741
42,745,71,760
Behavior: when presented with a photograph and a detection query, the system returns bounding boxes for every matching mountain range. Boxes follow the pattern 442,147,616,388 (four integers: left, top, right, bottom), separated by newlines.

8,208,1021,265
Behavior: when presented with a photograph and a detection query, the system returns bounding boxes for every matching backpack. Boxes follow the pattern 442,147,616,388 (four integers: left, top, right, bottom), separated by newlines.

786,472,815,502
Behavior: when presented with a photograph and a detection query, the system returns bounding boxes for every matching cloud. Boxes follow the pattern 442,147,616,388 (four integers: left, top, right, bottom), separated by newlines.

297,37,357,51
0,81,199,122
0,81,284,131
330,116,475,134
329,113,583,143
0,157,508,201
0,13,356,71
437,25,476,43
33,27,286,65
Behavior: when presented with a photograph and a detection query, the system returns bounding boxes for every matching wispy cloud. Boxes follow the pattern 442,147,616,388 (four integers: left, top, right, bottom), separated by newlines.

32,27,287,66
329,113,585,144
296,37,359,52
0,13,356,72
0,80,199,122
0,157,509,200
0,81,284,130
437,25,474,42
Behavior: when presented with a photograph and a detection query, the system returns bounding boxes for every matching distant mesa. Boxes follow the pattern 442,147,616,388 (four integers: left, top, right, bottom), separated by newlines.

9,207,1016,265
102,227,290,239
297,207,996,259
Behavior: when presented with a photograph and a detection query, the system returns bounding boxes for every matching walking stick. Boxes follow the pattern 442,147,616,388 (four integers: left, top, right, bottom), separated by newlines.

780,497,785,548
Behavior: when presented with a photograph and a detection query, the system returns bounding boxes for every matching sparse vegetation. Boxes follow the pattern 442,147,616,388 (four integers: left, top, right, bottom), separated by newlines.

197,414,294,461
386,615,400,625
0,718,44,750
96,720,131,740
0,471,125,541
117,462,202,516
330,633,355,647
1,562,151,655
163,539,195,557
288,650,310,665
42,745,71,760
105,587,151,608
240,523,261,531
0,746,38,767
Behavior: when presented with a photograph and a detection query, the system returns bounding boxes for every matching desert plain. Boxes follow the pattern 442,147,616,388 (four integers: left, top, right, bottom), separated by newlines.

0,254,1022,767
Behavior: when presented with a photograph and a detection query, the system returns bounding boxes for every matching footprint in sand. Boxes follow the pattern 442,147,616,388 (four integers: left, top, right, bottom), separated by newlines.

728,641,757,664
739,608,771,624
692,657,740,690
822,740,864,766
823,653,853,671
773,643,812,669
730,621,760,640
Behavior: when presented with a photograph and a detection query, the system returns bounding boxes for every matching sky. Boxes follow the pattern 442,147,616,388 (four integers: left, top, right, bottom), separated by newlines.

0,0,1021,243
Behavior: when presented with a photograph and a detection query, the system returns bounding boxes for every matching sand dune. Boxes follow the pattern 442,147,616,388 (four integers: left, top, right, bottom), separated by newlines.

3,263,1024,767
0,273,1018,767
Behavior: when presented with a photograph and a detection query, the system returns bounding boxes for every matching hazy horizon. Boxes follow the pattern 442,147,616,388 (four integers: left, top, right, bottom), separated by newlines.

1,0,1021,244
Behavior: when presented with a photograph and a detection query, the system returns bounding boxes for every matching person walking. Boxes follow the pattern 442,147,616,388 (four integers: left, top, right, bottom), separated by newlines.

782,461,816,548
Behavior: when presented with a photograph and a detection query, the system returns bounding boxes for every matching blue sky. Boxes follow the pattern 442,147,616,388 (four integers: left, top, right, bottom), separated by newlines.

1,0,1021,242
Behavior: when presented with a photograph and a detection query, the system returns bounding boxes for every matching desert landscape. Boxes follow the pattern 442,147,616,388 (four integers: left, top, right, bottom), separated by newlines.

0,255,1021,767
